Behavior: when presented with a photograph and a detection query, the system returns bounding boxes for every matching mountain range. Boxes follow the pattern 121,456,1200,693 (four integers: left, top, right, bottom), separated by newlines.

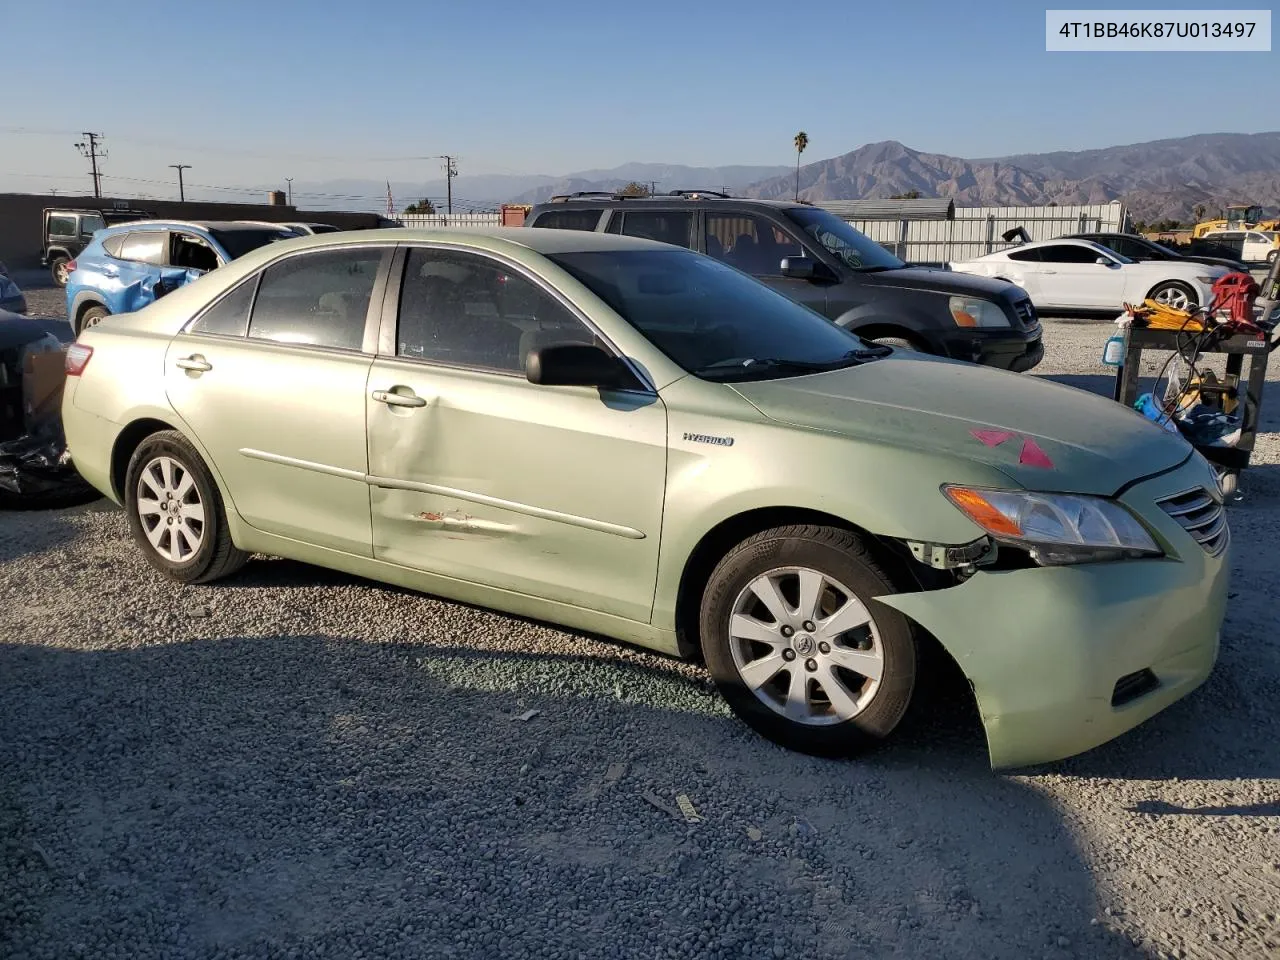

292,132,1280,222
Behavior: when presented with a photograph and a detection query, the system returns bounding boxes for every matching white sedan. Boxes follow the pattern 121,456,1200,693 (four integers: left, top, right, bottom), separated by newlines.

949,239,1228,313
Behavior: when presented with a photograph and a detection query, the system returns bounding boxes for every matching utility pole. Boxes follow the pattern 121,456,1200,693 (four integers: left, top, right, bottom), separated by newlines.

285,177,293,206
649,180,659,196
75,132,106,198
169,163,191,202
441,156,457,217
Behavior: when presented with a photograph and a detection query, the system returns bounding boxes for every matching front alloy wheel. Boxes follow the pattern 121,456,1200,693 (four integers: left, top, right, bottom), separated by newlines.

729,568,884,725
1149,281,1196,311
699,524,917,757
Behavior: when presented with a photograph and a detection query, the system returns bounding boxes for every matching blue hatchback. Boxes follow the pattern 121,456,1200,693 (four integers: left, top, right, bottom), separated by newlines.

65,220,296,335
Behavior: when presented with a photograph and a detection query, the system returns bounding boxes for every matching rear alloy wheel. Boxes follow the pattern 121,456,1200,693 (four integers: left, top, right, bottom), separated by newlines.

124,430,248,584
699,524,917,757
1268,250,1278,266
1148,281,1197,311
50,256,71,287
77,305,109,336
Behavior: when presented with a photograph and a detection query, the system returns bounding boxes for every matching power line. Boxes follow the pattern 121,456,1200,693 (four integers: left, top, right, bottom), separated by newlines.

75,132,106,198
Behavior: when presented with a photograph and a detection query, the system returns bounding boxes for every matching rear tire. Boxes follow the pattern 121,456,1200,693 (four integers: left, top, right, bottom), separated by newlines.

124,430,248,584
76,305,109,337
698,524,917,758
50,256,71,287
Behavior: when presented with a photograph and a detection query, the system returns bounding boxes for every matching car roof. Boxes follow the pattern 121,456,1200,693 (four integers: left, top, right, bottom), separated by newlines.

103,219,296,234
245,225,687,256
532,195,808,212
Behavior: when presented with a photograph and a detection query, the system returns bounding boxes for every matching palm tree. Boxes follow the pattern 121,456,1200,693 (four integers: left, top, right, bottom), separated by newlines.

793,131,809,201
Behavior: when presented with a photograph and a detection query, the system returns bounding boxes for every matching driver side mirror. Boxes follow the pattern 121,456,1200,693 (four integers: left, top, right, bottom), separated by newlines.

526,343,637,390
780,256,816,279
1095,257,1115,266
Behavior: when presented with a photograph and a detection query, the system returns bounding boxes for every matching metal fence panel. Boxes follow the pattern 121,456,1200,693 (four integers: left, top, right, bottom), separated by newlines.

397,213,503,229
843,202,1128,265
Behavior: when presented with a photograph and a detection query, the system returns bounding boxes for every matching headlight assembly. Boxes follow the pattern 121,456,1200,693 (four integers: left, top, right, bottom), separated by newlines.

949,297,1011,328
943,485,1162,565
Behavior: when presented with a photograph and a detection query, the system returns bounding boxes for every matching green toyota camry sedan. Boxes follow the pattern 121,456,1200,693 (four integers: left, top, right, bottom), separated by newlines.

60,227,1229,769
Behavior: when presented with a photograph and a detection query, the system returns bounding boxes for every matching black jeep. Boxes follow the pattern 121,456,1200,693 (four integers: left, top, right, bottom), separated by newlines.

525,191,1043,372
42,207,153,286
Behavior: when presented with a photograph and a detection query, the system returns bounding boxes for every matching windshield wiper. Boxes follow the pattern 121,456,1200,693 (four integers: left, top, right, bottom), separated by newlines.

697,357,831,375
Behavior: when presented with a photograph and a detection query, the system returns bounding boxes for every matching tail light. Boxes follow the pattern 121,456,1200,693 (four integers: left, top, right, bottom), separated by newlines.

66,259,77,274
65,343,93,376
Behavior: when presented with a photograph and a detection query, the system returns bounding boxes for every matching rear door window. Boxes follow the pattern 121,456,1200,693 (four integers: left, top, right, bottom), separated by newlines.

246,247,386,351
119,231,169,265
614,211,695,249
530,209,604,231
704,214,803,275
79,214,106,237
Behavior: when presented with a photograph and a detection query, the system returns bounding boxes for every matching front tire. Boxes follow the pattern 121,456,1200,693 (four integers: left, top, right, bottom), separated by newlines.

124,430,248,584
698,524,917,757
1148,280,1197,311
871,335,925,352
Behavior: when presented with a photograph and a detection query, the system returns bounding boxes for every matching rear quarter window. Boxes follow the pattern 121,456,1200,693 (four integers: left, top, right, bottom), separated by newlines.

101,235,126,258
530,209,604,231
47,215,78,238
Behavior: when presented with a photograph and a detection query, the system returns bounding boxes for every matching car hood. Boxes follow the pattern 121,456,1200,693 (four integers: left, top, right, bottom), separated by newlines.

863,265,1024,301
729,354,1193,495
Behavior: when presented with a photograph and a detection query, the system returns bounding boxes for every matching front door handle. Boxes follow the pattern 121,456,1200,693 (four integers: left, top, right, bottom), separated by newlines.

372,388,427,408
175,355,212,372
1041,269,1057,275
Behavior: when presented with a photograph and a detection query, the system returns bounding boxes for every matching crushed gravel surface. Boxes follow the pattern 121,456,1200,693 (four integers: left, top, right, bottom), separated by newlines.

2,310,1279,960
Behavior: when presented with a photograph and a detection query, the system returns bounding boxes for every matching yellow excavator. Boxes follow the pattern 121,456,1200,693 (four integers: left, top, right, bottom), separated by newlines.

1192,204,1280,238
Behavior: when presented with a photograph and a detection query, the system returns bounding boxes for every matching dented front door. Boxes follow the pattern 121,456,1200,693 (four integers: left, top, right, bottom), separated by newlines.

364,359,667,623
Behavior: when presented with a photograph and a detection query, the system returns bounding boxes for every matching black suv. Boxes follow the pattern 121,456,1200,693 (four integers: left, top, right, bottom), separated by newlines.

525,191,1042,372
42,207,153,286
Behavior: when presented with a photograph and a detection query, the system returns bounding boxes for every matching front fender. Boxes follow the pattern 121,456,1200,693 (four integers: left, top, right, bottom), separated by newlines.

650,377,1012,632
836,305,946,351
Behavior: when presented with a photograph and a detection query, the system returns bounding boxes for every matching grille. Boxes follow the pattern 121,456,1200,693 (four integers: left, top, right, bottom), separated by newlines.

1111,668,1160,707
1013,299,1037,328
1156,488,1229,557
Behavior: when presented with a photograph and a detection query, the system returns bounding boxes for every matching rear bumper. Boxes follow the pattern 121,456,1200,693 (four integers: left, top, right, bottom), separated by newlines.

877,458,1228,769
61,396,124,505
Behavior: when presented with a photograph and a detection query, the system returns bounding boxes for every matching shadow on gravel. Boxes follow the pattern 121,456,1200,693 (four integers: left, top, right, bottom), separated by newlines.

0,501,110,564
0,636,1144,960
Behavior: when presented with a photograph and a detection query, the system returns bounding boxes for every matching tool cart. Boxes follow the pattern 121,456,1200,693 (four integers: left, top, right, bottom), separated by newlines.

1107,262,1280,497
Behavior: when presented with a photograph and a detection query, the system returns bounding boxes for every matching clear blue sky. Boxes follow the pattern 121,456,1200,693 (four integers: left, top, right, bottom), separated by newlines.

2,0,1276,202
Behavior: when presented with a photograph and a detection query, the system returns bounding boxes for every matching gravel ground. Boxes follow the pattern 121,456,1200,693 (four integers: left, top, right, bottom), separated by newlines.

2,287,1279,959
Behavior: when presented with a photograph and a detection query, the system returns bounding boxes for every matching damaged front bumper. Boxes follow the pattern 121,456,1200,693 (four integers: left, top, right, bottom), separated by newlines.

877,461,1229,770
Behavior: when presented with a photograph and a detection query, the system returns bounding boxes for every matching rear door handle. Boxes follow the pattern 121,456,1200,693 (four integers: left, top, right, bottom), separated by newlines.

372,389,427,408
175,356,212,372
1041,269,1057,274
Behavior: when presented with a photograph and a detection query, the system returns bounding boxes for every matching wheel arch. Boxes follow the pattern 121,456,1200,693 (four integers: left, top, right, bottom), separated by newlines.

672,506,933,660
108,417,242,537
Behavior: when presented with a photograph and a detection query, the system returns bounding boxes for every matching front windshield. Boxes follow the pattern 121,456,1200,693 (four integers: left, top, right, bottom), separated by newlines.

784,207,906,271
211,228,295,260
546,249,884,382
